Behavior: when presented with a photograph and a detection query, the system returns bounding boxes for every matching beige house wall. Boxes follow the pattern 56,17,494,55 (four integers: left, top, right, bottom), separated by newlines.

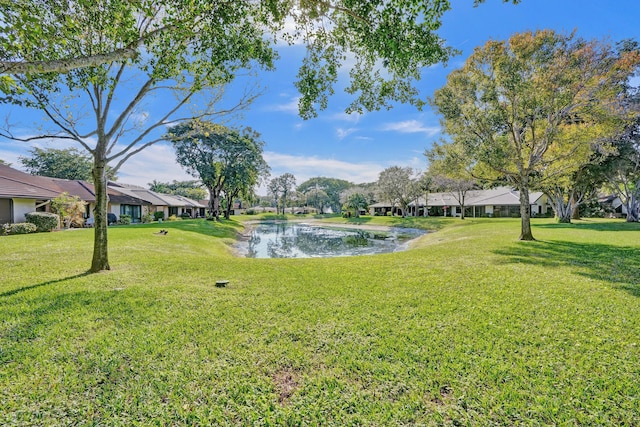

12,198,36,223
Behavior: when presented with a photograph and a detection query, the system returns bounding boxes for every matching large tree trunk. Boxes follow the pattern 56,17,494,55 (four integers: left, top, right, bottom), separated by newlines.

553,197,572,223
90,161,110,272
424,192,429,217
518,186,535,241
625,194,639,222
212,188,221,221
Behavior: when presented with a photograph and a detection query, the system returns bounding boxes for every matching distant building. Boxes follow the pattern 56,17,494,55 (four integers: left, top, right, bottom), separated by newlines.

370,187,550,218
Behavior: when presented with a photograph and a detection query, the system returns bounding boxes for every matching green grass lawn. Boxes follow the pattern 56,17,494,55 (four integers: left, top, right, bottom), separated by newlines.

1,217,639,425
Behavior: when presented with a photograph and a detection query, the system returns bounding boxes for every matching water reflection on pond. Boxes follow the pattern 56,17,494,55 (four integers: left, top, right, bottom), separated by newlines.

238,222,425,258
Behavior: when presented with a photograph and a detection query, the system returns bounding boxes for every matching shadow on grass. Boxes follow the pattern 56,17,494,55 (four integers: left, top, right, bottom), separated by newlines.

534,220,640,232
0,271,92,298
493,240,640,297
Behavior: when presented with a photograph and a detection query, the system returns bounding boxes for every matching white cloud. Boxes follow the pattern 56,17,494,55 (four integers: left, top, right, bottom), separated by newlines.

263,151,381,187
0,148,23,167
327,111,363,123
117,143,192,188
336,127,358,140
380,120,440,136
264,96,300,115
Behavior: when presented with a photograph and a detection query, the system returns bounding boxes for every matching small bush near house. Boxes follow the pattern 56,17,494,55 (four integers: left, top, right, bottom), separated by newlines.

119,214,132,225
3,222,37,235
167,215,180,221
141,213,154,223
51,192,86,228
25,212,59,232
154,211,165,220
180,212,191,219
246,209,256,215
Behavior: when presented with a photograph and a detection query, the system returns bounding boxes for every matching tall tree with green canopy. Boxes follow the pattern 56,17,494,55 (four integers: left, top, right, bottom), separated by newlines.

341,191,368,218
20,147,116,181
377,166,417,217
304,187,330,214
297,177,353,214
168,120,269,221
602,116,640,222
430,30,640,240
269,173,297,215
0,0,517,272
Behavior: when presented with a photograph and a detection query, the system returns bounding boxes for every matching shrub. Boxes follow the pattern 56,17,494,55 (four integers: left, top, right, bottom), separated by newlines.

4,222,37,235
153,211,165,220
25,211,59,232
167,214,180,221
180,212,191,219
119,214,132,225
142,213,154,223
246,209,256,215
51,192,86,228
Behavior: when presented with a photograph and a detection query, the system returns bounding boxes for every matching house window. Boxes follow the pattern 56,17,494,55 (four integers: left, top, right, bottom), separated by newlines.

120,204,142,222
168,207,178,216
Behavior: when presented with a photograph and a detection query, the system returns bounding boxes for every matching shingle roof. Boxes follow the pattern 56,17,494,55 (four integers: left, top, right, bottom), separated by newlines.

0,164,64,199
50,178,97,202
110,184,206,208
0,164,150,206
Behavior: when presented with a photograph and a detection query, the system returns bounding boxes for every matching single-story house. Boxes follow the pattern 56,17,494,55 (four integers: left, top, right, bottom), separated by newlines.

0,164,62,224
108,182,207,218
0,164,150,224
598,194,629,218
370,187,551,218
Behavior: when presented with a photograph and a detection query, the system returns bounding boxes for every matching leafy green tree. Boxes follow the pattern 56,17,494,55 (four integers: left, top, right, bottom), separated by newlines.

602,117,640,222
297,177,354,214
0,159,10,166
19,147,116,181
148,180,207,201
430,30,640,239
219,142,270,220
305,188,330,214
168,120,269,221
268,173,297,215
377,166,417,217
342,192,369,218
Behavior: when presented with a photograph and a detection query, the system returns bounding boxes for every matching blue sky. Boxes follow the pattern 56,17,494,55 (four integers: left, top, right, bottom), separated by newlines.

1,0,639,195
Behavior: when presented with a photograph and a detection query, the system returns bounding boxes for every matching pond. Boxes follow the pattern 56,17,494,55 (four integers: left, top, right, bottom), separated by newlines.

237,222,425,258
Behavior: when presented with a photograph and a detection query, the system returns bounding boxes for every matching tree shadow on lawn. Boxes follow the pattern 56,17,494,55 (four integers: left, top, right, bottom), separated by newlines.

534,220,640,232
493,240,640,297
0,271,92,298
